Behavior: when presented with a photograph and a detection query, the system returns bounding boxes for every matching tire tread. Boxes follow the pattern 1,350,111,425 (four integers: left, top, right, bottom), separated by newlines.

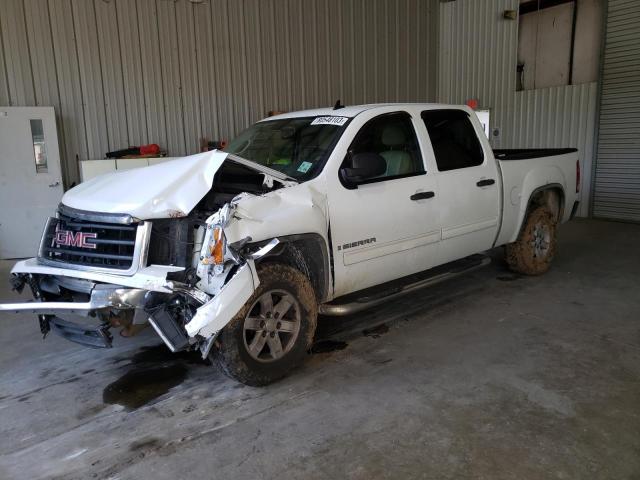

505,206,557,275
212,263,317,386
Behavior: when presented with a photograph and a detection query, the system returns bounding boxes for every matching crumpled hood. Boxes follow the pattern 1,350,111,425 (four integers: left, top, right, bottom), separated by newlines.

62,151,227,220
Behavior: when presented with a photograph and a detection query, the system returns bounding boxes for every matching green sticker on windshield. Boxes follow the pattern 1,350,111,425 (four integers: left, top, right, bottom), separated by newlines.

297,161,313,173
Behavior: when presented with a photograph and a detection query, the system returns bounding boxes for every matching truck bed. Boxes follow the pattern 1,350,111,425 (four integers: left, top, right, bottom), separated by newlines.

494,148,577,160
494,147,580,247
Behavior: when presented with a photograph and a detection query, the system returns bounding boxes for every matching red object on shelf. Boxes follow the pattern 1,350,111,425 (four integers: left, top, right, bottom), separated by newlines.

139,144,160,156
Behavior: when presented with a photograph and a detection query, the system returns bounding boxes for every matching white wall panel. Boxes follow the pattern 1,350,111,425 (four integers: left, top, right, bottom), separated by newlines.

136,0,167,151
194,0,220,145
209,0,236,140
49,0,88,187
115,0,148,147
72,0,109,161
0,14,8,105
176,1,202,154
256,0,278,115
95,0,129,152
0,0,35,106
157,0,187,157
24,0,59,108
1,0,438,186
227,0,250,133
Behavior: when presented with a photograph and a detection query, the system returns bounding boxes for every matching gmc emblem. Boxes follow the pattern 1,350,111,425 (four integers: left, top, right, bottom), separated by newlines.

54,227,97,249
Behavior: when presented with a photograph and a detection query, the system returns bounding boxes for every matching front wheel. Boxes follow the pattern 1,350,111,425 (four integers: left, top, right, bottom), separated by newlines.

505,206,557,275
212,263,317,386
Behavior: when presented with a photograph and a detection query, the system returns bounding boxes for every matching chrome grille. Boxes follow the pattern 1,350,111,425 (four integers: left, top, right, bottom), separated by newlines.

39,214,143,272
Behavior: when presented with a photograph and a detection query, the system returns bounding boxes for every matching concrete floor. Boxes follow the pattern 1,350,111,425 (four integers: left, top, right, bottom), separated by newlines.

0,218,639,480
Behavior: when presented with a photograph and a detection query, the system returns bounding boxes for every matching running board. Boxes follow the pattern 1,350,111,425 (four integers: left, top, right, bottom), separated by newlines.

319,254,491,316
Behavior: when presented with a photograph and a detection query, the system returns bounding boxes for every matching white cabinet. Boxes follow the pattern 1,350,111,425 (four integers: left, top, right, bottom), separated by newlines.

79,157,177,182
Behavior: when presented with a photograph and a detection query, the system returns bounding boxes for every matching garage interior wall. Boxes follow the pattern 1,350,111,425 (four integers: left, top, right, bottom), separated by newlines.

437,0,599,218
0,0,438,188
592,0,640,222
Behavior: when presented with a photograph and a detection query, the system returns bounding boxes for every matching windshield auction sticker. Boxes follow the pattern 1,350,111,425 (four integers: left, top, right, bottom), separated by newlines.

311,116,348,126
297,161,313,173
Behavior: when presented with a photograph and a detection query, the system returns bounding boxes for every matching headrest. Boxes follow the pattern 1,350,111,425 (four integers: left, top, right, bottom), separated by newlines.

381,125,406,147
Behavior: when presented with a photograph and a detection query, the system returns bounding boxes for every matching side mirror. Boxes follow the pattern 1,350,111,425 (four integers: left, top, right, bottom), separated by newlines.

340,152,387,186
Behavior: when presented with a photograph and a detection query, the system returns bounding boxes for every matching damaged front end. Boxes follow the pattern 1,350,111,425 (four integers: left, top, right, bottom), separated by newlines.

1,202,277,357
146,197,283,357
0,152,289,358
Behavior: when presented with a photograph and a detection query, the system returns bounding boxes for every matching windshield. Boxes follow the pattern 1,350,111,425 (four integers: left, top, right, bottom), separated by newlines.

225,116,349,180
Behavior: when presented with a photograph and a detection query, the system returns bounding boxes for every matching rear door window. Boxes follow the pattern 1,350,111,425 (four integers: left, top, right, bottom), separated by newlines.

421,110,484,171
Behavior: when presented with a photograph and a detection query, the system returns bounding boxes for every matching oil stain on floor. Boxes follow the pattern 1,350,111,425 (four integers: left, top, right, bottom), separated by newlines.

103,364,188,411
103,344,208,411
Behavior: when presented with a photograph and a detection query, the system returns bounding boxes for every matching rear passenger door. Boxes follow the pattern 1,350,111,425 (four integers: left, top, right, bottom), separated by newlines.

421,109,500,264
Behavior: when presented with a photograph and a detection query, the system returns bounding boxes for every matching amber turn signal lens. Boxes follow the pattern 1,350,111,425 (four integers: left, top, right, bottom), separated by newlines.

211,227,225,265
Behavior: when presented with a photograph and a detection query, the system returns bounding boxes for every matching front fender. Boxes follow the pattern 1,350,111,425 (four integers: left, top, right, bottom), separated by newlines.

224,182,329,248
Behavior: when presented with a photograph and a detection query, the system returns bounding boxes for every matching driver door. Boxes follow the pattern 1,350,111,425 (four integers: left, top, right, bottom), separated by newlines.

326,111,441,298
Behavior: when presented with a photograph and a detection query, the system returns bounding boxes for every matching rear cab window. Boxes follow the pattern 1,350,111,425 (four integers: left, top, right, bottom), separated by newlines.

421,109,484,171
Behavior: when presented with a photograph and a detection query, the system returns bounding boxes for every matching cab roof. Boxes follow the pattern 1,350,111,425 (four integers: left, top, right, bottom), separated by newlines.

261,103,468,121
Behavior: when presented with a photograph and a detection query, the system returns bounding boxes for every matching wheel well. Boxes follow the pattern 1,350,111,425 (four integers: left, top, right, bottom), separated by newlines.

254,234,330,304
527,186,564,223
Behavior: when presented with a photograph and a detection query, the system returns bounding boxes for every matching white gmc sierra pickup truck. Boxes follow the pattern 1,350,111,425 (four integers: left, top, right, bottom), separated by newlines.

1,104,580,385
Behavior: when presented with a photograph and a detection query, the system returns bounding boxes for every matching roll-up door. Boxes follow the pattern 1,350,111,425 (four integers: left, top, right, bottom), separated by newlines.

593,0,640,221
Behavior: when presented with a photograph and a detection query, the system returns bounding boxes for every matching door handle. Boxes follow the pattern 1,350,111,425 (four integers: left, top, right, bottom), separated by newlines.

48,181,60,188
410,191,435,201
476,179,495,187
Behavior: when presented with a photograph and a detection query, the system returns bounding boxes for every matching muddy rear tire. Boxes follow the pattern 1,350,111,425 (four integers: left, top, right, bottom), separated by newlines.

212,263,317,386
505,206,557,275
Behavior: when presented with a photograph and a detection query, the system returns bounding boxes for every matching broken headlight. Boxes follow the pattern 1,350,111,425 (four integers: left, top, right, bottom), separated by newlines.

201,224,226,275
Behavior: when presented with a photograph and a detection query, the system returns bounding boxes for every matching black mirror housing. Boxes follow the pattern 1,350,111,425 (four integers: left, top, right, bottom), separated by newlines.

340,152,386,186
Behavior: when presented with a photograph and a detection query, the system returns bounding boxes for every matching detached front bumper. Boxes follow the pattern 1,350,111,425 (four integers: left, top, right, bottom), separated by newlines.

0,257,261,355
0,265,188,349
0,285,154,348
7,257,185,293
0,286,148,315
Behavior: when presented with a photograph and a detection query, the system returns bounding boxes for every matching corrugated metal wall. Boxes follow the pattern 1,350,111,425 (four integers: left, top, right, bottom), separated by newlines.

592,0,640,222
437,0,599,217
0,0,438,188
